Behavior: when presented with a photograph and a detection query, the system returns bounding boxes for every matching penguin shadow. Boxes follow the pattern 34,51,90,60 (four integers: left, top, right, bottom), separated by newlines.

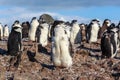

77,44,101,52
40,63,55,70
77,44,102,60
37,44,54,70
0,48,7,55
27,50,39,63
38,44,51,56
112,73,120,80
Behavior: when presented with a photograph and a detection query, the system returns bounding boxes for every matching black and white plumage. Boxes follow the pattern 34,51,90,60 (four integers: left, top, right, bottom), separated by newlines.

70,20,81,44
3,24,9,38
101,24,119,58
64,22,71,39
117,21,120,29
87,19,100,43
52,21,72,68
39,21,49,47
117,22,120,47
98,19,111,38
79,23,87,42
7,22,22,56
29,17,39,41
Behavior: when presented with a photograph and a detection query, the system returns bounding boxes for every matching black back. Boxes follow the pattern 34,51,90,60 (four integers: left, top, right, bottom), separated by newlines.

7,27,22,56
101,29,118,58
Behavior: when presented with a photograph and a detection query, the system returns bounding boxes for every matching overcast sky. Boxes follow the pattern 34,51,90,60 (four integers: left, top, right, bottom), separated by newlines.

0,0,120,27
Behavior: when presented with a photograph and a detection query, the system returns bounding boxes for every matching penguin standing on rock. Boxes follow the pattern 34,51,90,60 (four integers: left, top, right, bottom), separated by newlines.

7,20,22,69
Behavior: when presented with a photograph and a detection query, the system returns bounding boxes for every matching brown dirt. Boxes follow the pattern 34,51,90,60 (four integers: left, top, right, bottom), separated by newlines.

0,40,120,80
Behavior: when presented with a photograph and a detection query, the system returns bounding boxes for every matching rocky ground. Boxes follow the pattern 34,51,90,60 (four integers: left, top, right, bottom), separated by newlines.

0,40,120,80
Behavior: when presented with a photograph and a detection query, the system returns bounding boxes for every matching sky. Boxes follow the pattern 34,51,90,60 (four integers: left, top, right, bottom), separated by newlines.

0,0,120,27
